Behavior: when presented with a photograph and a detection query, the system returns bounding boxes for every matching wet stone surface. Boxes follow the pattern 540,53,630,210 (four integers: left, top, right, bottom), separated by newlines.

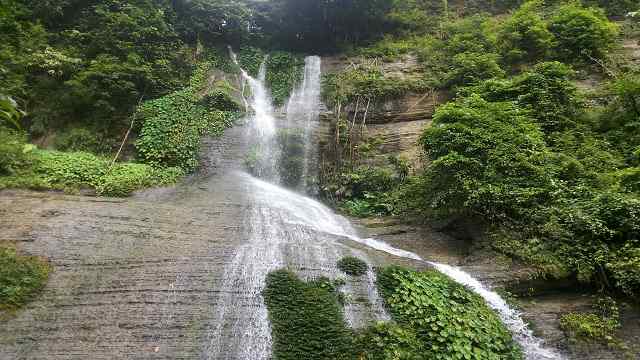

0,125,391,359
0,126,251,359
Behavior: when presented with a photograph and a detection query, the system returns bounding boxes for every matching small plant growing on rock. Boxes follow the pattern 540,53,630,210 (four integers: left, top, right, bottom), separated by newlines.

337,256,368,277
559,296,628,349
0,246,50,312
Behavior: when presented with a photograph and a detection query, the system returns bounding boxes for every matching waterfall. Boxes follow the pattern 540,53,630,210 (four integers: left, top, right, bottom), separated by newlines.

285,56,322,192
230,48,279,181
204,52,562,360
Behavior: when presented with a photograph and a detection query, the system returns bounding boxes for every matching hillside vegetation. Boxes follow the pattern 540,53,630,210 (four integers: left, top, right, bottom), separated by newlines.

1,0,640,354
318,1,640,302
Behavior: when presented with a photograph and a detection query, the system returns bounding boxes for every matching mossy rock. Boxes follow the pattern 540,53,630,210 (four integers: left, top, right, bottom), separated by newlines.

0,245,50,312
263,269,356,360
337,256,368,277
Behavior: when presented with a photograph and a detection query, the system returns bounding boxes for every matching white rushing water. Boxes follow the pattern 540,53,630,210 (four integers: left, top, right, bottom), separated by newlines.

243,174,562,359
203,54,388,359
285,56,322,191
229,48,279,181
205,52,562,360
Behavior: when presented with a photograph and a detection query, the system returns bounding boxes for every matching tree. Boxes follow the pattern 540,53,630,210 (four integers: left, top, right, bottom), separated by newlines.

171,0,251,45
497,0,554,63
420,95,553,220
464,62,582,133
548,3,619,62
253,0,397,52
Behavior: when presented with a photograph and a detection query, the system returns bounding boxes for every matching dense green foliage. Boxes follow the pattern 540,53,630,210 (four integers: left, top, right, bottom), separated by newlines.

323,65,429,107
266,53,305,106
0,0,195,137
263,266,521,359
420,95,551,221
418,58,640,295
548,3,619,62
135,61,240,171
0,245,49,311
336,256,368,277
0,94,24,130
0,130,183,197
263,270,355,360
560,297,622,346
374,266,522,359
0,130,31,176
253,0,396,52
497,1,554,64
319,0,640,300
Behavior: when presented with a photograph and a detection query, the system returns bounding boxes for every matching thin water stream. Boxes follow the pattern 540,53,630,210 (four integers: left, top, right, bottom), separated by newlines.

204,51,562,360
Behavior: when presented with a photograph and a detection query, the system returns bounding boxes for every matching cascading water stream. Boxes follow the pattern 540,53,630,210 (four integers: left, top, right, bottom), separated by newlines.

285,56,322,192
205,51,562,360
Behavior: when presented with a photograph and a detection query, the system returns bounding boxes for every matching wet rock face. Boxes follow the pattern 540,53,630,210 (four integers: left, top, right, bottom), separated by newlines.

320,55,448,169
0,126,252,359
0,123,391,359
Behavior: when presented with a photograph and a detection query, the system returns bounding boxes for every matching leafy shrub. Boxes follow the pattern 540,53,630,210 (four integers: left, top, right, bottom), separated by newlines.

33,150,108,188
340,199,376,218
606,241,640,296
446,52,505,87
561,313,618,342
0,246,49,311
463,61,582,133
0,147,182,196
266,52,304,106
199,84,242,112
421,95,552,220
548,3,619,62
497,0,554,63
323,65,429,106
0,129,32,175
337,256,368,276
53,127,103,153
263,270,355,360
560,297,621,344
263,267,522,359
136,62,238,171
618,167,640,192
583,0,639,16
237,46,265,77
96,164,183,197
341,166,396,198
355,322,425,360
356,36,418,60
513,62,582,133
0,94,24,130
375,266,522,359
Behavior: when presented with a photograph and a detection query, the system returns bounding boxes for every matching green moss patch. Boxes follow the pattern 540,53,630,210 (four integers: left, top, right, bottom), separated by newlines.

263,269,355,360
0,246,50,311
263,267,522,359
337,256,368,277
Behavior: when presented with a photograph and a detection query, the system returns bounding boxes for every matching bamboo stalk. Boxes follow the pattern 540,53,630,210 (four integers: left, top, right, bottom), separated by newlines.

108,96,144,174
